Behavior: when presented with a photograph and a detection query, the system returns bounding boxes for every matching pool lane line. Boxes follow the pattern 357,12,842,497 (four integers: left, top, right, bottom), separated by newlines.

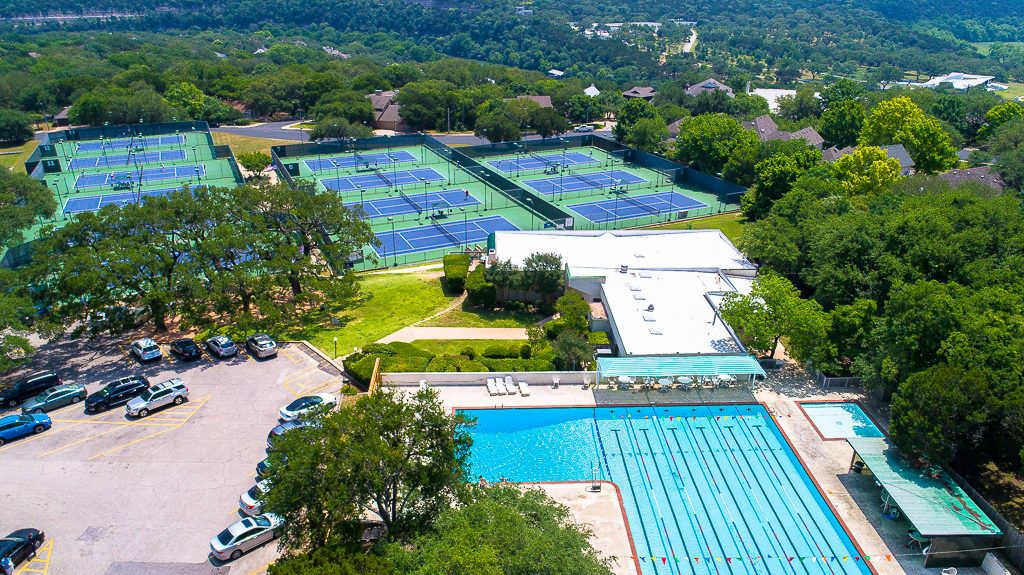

701,407,809,575
621,415,685,575
607,426,658,570
672,408,757,575
735,412,849,574
617,417,677,573
591,417,613,484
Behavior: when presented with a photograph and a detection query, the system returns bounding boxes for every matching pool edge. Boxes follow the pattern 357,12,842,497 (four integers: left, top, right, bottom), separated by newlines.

795,399,889,442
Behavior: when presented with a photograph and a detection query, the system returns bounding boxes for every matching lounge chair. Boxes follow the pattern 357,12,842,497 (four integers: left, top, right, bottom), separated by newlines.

419,379,429,391
494,378,508,395
486,378,500,396
503,376,517,394
518,381,530,396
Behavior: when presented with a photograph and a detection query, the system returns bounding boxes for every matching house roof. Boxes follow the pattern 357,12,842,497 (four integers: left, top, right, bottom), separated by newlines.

822,146,855,162
366,90,396,112
623,86,658,98
744,115,780,139
584,84,601,97
686,78,734,98
54,106,71,120
787,126,824,148
915,72,995,90
667,118,684,137
882,144,915,168
940,166,1004,191
512,95,554,108
376,103,404,124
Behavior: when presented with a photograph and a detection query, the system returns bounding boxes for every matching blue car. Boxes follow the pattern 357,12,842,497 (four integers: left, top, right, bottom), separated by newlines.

0,413,52,446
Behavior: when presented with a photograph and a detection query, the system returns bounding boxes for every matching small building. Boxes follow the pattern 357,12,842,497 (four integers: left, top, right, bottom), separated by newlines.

547,69,565,79
53,106,71,128
622,86,657,101
882,144,915,175
509,95,554,109
667,118,684,138
365,90,409,132
686,78,734,98
584,84,601,98
822,145,854,162
743,115,824,149
913,72,996,90
940,166,1005,191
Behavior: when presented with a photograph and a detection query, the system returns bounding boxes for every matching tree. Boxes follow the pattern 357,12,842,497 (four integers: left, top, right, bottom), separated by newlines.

164,81,206,118
674,113,757,175
269,546,395,575
718,273,826,360
776,87,821,120
310,116,373,141
819,100,865,148
982,101,1024,138
521,252,564,303
623,116,668,153
819,79,866,110
265,388,473,543
236,151,272,176
386,486,612,575
612,98,658,141
995,148,1024,191
741,145,820,220
555,292,589,334
0,109,33,144
0,170,56,249
551,329,593,370
474,110,521,143
564,93,604,123
529,106,569,138
831,146,902,197
866,63,902,89
859,96,957,174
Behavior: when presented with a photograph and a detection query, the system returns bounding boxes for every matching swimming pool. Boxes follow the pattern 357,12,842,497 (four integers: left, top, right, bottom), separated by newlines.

463,405,872,575
801,402,884,440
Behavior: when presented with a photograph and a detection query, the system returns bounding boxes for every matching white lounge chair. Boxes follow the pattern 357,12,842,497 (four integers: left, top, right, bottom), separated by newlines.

486,378,500,396
503,376,517,395
518,381,531,396
419,379,429,391
494,378,508,395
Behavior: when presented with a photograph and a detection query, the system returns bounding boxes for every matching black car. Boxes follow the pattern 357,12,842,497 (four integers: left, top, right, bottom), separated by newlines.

84,375,150,412
1,371,61,408
169,338,203,361
0,528,45,572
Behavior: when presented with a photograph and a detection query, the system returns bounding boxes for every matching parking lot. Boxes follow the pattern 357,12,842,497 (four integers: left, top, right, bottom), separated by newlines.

0,335,344,575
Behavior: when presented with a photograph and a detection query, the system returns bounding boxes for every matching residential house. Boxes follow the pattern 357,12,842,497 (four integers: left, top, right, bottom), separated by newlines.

882,144,915,175
940,166,1004,191
667,118,684,138
365,90,409,132
685,78,734,98
509,95,554,108
584,84,601,98
622,86,658,101
742,115,824,149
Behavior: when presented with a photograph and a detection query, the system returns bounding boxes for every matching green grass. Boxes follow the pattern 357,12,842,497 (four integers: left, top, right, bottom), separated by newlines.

971,41,1024,56
211,131,292,156
649,211,745,243
0,140,38,173
420,301,543,328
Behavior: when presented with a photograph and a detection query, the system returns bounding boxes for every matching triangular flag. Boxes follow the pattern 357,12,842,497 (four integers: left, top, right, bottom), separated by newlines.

864,555,871,561
843,556,849,562
640,557,646,562
886,554,892,561
787,557,794,562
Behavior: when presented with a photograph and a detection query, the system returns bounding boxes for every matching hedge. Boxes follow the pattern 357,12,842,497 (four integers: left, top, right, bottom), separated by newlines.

427,354,490,372
482,343,522,359
544,317,567,339
343,341,554,381
479,358,556,372
442,254,470,293
588,331,611,345
466,265,496,307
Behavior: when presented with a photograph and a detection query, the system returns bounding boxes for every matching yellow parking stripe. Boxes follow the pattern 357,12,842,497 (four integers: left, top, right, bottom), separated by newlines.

86,395,210,460
15,538,54,575
245,561,273,575
0,420,89,453
51,418,179,427
38,426,122,457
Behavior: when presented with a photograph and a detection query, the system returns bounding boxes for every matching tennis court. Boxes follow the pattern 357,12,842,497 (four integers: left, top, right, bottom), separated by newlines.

321,167,446,192
569,191,708,223
348,189,480,219
62,187,185,214
488,151,597,173
76,134,185,153
304,150,417,172
69,149,186,170
524,169,647,195
373,215,519,257
74,165,205,189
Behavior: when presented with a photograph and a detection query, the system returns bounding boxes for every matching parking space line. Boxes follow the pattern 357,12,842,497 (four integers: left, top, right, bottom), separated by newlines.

0,420,90,453
85,395,210,460
244,561,272,575
38,426,122,458
51,418,179,427
15,538,54,575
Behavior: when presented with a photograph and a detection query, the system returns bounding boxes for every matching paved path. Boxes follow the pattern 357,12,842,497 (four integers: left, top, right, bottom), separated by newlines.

211,124,612,146
377,326,527,343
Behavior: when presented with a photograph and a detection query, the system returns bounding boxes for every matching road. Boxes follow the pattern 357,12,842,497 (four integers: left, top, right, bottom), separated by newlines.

211,123,612,146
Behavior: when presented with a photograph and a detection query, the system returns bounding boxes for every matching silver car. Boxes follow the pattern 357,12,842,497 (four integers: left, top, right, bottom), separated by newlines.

246,334,278,359
238,480,270,516
125,378,189,418
210,513,282,561
130,338,162,362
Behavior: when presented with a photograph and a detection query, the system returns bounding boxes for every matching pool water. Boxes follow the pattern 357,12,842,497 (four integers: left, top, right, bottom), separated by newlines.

801,402,884,440
463,405,872,575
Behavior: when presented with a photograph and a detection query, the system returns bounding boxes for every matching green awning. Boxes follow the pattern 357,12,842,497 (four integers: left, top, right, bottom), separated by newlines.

596,355,765,378
848,437,1001,537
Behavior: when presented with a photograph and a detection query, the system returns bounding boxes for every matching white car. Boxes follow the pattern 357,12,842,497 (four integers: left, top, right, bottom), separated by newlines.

278,393,337,422
238,480,271,516
129,338,162,362
210,513,282,561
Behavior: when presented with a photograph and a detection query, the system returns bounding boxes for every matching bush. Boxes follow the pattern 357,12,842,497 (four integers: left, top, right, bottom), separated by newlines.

426,354,490,372
482,344,520,359
588,331,610,345
442,254,470,293
344,354,378,385
339,383,360,396
388,342,433,358
520,343,532,359
544,318,567,339
460,346,476,359
381,354,431,373
343,342,433,384
466,265,496,307
479,358,556,372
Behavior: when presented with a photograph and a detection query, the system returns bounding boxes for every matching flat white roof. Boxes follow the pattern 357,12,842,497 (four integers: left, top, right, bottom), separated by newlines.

915,72,994,90
749,88,796,113
601,270,742,356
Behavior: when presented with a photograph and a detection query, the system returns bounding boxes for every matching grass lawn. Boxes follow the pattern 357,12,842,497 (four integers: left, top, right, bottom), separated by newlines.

0,140,39,173
649,211,745,243
971,41,1024,56
410,339,551,359
211,131,292,156
420,301,543,328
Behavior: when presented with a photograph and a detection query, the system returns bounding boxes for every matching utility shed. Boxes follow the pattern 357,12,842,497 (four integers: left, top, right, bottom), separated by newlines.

847,437,1001,568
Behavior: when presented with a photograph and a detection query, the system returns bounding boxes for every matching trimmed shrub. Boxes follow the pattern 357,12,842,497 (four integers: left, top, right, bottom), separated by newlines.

388,341,433,358
479,358,556,372
460,346,476,360
381,354,431,373
466,265,496,307
544,318,567,339
442,254,470,293
482,344,520,359
344,355,378,385
339,383,359,396
519,343,532,359
427,354,490,372
588,331,611,345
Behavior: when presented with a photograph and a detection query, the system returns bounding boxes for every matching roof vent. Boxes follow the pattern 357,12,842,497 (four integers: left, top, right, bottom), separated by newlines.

638,271,652,278
619,264,628,274
627,283,641,292
632,292,645,301
646,304,655,312
642,314,656,322
648,327,663,335
634,253,646,258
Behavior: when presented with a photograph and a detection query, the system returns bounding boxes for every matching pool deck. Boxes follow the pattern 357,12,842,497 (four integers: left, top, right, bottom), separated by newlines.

410,367,992,575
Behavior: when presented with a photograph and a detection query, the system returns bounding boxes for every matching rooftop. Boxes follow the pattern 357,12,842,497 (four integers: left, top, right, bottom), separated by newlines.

940,166,1004,191
686,78,734,98
914,72,995,90
622,86,657,99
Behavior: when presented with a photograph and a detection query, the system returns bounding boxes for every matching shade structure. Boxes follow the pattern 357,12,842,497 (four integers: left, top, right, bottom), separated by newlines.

596,355,766,379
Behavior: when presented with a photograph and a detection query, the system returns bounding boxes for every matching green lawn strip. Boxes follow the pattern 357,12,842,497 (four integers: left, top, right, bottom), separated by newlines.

420,303,543,328
210,131,292,156
0,140,39,173
648,211,745,243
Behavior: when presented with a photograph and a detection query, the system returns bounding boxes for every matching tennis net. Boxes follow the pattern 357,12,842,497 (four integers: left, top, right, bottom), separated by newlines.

622,194,660,215
570,169,610,192
374,167,393,187
399,191,423,213
432,219,462,245
529,151,557,166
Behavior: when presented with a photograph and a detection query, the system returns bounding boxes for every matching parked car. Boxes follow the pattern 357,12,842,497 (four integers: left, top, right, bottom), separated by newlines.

209,513,282,561
206,335,239,358
0,529,45,572
126,378,189,418
1,371,61,408
0,413,51,446
256,454,285,479
278,393,337,422
266,420,309,451
21,384,87,414
130,338,162,362
85,376,150,413
246,334,278,359
573,124,595,132
169,338,203,361
238,480,271,516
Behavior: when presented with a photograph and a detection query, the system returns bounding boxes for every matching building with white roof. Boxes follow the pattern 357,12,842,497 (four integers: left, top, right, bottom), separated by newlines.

584,84,601,98
490,229,757,358
913,73,995,90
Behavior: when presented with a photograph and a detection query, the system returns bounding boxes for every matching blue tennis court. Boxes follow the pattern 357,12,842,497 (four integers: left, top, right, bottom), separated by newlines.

321,167,445,192
488,151,598,173
348,189,480,219
62,187,183,214
69,149,186,170
373,215,519,257
74,165,205,189
524,169,647,195
464,405,873,575
304,150,417,172
75,135,184,153
569,191,707,223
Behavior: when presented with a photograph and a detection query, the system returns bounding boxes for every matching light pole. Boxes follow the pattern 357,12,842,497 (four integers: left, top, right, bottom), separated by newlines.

460,207,467,248
387,217,396,267
333,336,338,358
